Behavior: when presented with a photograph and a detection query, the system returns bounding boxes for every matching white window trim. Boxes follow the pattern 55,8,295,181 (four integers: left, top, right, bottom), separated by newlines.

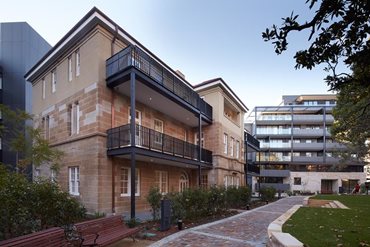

42,79,46,99
195,132,205,147
69,167,80,196
236,141,240,159
51,70,56,93
71,103,80,135
76,49,80,76
120,167,140,197
154,119,164,144
68,56,73,82
230,137,234,157
155,170,168,194
224,133,228,154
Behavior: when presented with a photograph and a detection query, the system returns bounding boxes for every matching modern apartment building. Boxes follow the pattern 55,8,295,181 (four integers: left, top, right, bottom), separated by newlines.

25,8,248,217
0,22,50,170
247,94,365,194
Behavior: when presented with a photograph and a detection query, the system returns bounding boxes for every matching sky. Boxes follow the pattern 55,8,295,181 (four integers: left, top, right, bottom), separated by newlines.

0,0,336,111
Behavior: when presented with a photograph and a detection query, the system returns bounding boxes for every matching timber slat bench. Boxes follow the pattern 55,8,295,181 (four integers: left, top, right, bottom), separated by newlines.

0,215,140,247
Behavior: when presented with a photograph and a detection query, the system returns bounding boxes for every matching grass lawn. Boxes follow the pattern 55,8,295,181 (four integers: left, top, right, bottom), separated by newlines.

283,195,370,247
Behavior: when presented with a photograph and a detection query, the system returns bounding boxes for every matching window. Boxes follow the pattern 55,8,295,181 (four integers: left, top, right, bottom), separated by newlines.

75,49,80,76
236,141,240,159
201,174,208,189
120,167,140,196
195,132,204,147
128,108,142,145
179,172,189,192
230,137,234,157
224,174,240,188
184,129,188,142
69,167,80,196
154,119,163,144
294,177,301,185
155,171,168,194
70,103,80,135
42,78,46,99
68,56,72,82
0,74,2,89
223,133,228,154
51,69,56,93
43,116,50,140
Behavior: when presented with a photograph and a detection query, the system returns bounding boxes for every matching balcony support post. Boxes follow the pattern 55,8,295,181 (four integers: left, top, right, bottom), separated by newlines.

130,72,136,219
198,113,202,187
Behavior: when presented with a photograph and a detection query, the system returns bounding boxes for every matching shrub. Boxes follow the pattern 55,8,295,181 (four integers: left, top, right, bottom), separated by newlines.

126,217,141,228
226,186,251,208
260,186,276,202
207,186,227,214
146,187,162,221
166,192,185,221
0,166,86,240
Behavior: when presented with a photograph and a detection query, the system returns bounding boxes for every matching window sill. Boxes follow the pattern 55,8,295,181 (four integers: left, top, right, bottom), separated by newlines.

120,194,140,197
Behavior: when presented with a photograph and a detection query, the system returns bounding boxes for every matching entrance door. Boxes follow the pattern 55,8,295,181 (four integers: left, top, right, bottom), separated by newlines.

321,180,333,194
179,172,189,192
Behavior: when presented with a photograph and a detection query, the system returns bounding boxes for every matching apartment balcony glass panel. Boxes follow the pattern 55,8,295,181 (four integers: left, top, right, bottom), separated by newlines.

292,156,324,163
256,128,291,135
292,142,324,151
292,128,326,137
293,114,334,123
260,169,290,177
106,45,212,120
257,154,291,162
257,115,292,121
107,124,212,164
259,183,290,191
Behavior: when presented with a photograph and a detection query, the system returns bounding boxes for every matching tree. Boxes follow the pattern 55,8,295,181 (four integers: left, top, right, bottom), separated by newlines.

0,104,63,173
262,0,370,159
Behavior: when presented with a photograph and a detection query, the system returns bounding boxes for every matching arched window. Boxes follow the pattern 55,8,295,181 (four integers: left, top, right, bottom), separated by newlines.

179,172,189,192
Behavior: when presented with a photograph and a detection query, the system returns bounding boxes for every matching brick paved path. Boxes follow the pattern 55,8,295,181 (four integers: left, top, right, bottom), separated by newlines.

149,196,305,247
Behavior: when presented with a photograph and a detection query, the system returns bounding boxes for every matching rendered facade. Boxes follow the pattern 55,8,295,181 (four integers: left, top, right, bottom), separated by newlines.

26,8,248,217
0,22,50,170
247,94,365,194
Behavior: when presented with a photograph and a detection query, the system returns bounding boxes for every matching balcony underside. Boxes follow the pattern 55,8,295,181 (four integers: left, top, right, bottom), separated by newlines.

108,146,211,169
106,45,212,125
107,67,211,127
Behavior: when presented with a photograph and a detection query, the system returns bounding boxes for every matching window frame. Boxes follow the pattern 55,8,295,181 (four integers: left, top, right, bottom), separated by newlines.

42,78,46,99
236,140,240,159
51,69,57,93
230,137,234,157
68,56,73,82
75,49,80,76
223,133,228,154
69,166,80,196
155,170,168,194
120,167,140,197
294,177,302,185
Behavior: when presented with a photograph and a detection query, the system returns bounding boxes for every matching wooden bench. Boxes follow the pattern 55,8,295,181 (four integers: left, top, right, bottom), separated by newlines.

75,215,140,246
0,227,68,247
0,215,140,247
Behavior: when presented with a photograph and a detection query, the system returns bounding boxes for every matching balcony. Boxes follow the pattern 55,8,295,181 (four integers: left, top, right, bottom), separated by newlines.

293,114,334,124
107,124,212,165
292,142,324,151
260,169,290,177
245,132,260,151
258,183,290,191
292,156,324,163
292,128,327,137
106,45,212,121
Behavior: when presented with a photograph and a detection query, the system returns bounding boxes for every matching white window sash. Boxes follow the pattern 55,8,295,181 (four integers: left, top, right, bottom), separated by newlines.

42,79,46,99
76,50,80,76
68,57,72,81
121,168,140,197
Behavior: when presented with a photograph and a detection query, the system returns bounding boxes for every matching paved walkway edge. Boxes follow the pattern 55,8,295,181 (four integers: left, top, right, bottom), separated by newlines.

267,197,309,247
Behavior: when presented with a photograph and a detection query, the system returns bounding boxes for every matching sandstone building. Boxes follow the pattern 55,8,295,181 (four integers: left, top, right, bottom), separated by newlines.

25,8,249,217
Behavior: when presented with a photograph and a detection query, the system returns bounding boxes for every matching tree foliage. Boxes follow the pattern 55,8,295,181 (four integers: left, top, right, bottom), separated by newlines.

262,0,370,159
0,104,63,172
0,166,86,240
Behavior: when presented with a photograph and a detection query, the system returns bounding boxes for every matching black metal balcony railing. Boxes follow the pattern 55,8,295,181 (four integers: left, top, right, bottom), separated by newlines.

246,132,260,149
106,45,212,120
107,124,213,164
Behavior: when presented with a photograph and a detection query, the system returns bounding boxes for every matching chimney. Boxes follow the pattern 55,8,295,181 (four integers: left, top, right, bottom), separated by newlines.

175,70,185,80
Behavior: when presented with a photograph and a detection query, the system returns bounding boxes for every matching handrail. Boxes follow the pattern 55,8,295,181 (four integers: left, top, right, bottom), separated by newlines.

106,45,213,120
107,124,213,164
